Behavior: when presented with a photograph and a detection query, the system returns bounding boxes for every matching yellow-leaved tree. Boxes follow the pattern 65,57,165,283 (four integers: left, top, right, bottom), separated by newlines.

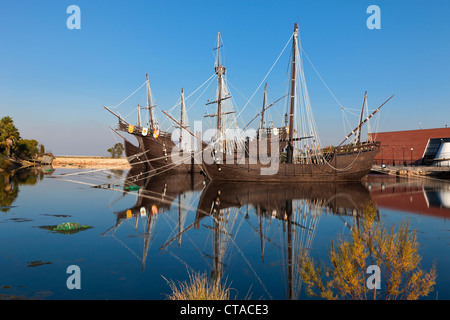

298,202,437,300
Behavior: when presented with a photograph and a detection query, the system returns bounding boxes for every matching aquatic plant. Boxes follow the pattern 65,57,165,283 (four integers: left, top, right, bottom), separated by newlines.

53,222,90,231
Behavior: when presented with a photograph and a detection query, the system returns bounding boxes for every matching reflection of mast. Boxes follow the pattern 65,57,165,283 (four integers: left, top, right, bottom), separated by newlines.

205,192,240,286
206,192,224,284
258,206,265,262
142,212,158,271
196,181,371,299
285,200,294,300
103,173,205,271
283,198,324,300
177,195,189,247
212,210,222,283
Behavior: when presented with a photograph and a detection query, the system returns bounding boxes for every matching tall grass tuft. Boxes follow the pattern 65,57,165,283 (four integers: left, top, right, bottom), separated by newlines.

163,272,231,300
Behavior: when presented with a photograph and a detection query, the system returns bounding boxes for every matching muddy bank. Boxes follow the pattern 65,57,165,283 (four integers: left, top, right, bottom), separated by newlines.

52,156,130,169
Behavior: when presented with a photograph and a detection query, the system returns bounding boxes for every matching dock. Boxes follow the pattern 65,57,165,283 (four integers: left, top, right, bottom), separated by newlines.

372,164,450,179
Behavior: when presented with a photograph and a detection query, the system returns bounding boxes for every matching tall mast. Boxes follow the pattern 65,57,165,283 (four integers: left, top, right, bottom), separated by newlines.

357,91,367,144
137,104,141,127
181,88,185,127
260,83,267,130
180,88,185,147
215,32,226,137
146,73,154,129
287,23,298,164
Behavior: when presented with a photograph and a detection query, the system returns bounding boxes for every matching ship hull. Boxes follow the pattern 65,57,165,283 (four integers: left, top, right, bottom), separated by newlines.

140,133,201,174
120,123,202,174
202,142,380,182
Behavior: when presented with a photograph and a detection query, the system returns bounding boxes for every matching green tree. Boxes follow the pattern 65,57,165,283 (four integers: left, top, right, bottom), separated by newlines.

0,116,21,156
107,143,124,158
298,202,437,300
14,139,39,159
38,144,45,156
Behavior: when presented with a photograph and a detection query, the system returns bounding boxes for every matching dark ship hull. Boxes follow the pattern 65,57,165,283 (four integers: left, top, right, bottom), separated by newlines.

201,141,380,182
120,122,202,174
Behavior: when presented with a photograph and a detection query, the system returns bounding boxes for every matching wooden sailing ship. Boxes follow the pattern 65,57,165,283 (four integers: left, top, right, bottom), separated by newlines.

105,74,201,174
200,23,391,182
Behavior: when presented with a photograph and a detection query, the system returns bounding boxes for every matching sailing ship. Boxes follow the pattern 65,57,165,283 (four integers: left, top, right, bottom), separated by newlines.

105,74,201,174
200,23,392,182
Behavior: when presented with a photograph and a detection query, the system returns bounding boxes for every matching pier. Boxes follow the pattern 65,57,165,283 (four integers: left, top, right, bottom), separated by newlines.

372,164,450,179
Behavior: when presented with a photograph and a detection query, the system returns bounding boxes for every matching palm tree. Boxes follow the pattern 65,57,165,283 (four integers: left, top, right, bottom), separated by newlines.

0,116,21,156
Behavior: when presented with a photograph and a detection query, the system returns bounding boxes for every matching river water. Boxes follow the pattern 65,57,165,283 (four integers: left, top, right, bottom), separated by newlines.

0,168,448,300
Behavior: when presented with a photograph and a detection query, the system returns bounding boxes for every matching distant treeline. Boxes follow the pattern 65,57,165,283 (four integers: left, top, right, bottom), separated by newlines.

0,116,46,170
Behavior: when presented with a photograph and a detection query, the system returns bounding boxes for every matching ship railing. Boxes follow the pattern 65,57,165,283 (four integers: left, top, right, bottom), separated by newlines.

324,141,381,156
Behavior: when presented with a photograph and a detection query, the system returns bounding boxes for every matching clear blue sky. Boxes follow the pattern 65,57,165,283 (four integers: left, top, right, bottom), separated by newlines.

1,0,449,155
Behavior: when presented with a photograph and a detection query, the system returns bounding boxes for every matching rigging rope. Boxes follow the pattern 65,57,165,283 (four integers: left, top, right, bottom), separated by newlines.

235,33,293,122
300,47,345,111
111,81,147,109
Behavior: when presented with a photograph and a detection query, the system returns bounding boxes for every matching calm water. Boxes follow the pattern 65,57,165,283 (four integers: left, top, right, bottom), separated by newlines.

0,168,448,300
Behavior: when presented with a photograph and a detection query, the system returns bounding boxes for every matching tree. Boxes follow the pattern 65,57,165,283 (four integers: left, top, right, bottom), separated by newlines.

1,116,46,168
107,143,124,158
14,139,39,159
38,144,45,156
0,116,21,156
298,202,437,300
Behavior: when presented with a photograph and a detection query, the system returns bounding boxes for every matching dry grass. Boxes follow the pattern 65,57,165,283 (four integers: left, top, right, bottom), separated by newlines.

52,156,130,169
163,272,232,300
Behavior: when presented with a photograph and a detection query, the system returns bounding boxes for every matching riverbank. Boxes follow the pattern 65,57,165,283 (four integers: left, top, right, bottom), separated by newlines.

52,156,130,169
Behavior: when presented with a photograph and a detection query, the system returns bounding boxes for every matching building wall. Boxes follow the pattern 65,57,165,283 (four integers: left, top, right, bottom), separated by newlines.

368,127,450,165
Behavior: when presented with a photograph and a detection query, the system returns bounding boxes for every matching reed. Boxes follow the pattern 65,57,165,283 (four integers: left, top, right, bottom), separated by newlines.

163,272,231,300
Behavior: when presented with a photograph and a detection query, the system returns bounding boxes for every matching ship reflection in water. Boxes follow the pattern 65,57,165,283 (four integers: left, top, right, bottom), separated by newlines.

106,169,377,299
1,169,448,299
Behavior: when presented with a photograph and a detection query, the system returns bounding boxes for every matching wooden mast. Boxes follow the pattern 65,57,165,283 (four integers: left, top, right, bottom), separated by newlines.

357,91,367,144
180,88,186,148
180,88,185,129
146,73,154,129
260,83,267,130
215,32,226,139
287,23,298,164
137,104,141,127
339,94,394,146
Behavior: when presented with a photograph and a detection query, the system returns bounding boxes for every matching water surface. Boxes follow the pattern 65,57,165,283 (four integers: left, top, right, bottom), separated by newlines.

0,168,448,300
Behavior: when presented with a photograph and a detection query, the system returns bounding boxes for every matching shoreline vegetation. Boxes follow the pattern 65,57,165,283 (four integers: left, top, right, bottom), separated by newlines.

1,116,50,172
1,115,130,171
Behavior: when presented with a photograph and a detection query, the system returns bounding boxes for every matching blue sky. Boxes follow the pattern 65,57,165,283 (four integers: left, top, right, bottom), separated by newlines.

1,0,449,155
